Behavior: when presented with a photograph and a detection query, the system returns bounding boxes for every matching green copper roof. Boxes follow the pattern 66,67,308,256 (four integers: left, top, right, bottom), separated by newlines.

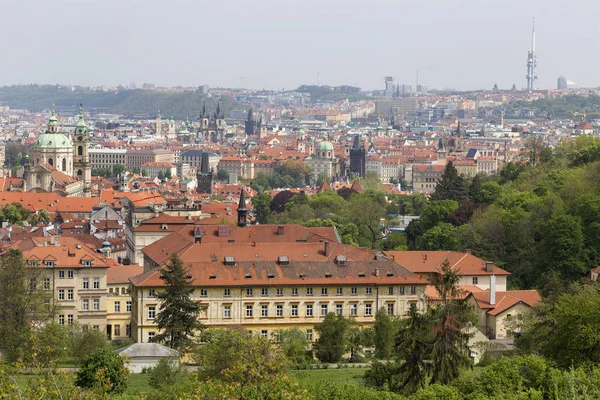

48,110,58,126
317,140,334,152
34,133,73,148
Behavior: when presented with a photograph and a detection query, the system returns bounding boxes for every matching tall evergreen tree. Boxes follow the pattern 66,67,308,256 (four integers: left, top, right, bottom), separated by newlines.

430,161,468,202
374,308,393,359
153,253,203,350
314,313,350,363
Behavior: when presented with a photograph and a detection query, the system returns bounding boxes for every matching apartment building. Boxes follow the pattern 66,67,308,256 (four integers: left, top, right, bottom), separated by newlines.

89,148,127,169
14,237,112,332
411,164,445,193
126,149,174,171
140,162,178,179
107,264,143,340
130,258,427,343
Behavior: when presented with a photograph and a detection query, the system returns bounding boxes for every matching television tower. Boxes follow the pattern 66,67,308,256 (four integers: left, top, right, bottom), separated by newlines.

526,18,538,93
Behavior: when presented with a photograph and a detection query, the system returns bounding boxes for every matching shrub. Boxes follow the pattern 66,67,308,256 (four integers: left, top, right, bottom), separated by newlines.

75,347,129,394
148,357,180,390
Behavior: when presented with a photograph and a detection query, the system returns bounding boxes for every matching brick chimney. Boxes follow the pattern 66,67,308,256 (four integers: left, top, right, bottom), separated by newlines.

324,241,330,257
489,275,496,305
277,225,285,236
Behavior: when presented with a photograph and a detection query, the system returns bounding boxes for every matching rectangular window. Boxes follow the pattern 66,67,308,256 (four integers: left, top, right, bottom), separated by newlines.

336,304,343,315
351,287,357,295
387,303,395,316
306,329,313,342
44,278,51,290
273,331,281,342
149,289,156,297
336,287,343,295
410,302,417,312
321,287,328,295
121,287,126,295
58,315,64,325
93,278,100,289
58,289,65,300
82,299,89,311
261,288,268,297
277,288,283,296
292,287,298,296
224,288,231,297
411,286,416,295
388,287,394,295
246,305,253,317
261,329,268,338
200,288,207,297
306,304,313,317
261,304,268,317
114,325,120,336
321,303,328,316
83,278,89,289
291,304,298,317
366,287,372,295
276,304,283,317
472,277,478,285
114,301,121,313
126,324,131,337
399,286,405,295
148,332,155,341
365,303,373,316
58,271,64,279
148,306,156,319
223,304,231,318
350,303,358,316
306,287,313,296
67,289,74,300
246,288,253,297
126,301,132,312
67,314,74,325
93,298,100,311
68,270,74,279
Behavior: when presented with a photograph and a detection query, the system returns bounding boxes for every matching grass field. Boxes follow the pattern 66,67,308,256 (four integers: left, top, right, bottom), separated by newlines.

13,367,369,397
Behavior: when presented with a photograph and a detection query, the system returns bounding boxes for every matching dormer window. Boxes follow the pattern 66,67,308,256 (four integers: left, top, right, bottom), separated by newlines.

161,224,168,230
82,260,93,267
44,261,55,268
29,261,39,268
224,256,235,266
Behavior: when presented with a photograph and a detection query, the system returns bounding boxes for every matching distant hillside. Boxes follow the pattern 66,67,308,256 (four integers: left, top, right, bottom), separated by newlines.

0,85,243,120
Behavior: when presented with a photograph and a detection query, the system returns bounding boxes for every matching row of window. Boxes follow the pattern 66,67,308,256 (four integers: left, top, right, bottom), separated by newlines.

56,278,101,295
53,276,101,289
161,286,418,298
261,329,313,342
110,323,131,337
147,302,406,320
112,301,132,313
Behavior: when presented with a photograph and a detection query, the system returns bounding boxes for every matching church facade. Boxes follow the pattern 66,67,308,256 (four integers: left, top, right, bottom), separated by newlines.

21,106,91,197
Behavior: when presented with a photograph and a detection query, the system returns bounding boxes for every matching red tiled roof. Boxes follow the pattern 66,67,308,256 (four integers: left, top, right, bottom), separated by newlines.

470,290,541,316
384,251,510,276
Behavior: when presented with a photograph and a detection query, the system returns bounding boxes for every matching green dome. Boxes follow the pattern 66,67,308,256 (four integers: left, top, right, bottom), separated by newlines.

102,239,111,249
34,133,73,148
317,140,334,152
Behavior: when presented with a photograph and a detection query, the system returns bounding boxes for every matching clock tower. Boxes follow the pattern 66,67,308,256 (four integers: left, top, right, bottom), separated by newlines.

73,104,92,197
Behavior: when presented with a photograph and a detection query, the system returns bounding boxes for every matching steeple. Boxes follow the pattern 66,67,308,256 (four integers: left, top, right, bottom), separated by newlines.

47,104,59,133
237,186,248,227
216,100,221,117
75,104,88,135
202,100,207,117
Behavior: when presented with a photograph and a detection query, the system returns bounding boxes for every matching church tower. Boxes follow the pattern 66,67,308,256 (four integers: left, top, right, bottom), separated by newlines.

73,104,92,197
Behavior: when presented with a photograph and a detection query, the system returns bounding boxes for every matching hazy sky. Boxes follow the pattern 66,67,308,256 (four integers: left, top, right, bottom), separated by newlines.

1,0,598,91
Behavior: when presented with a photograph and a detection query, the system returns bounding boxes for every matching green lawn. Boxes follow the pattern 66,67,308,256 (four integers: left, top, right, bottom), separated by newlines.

290,367,369,386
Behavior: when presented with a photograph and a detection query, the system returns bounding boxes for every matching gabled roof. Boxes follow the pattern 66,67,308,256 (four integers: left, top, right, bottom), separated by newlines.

384,251,510,276
470,290,541,316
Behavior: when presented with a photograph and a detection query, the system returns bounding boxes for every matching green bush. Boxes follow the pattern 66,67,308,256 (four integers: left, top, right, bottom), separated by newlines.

148,357,180,390
75,347,129,394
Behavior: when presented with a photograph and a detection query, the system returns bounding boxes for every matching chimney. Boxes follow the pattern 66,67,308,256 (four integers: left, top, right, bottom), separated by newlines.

489,275,496,305
375,268,380,277
324,241,330,257
485,261,493,272
277,225,285,236
465,248,472,254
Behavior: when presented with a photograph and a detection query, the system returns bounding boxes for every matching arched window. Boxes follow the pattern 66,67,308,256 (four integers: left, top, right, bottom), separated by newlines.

48,158,53,167
77,170,82,176
78,146,83,156
62,158,67,171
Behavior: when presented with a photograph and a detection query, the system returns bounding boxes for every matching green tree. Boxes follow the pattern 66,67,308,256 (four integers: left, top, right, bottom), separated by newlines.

398,194,428,216
379,232,408,251
141,168,148,177
374,308,394,359
420,223,460,251
430,161,468,202
251,192,272,224
314,313,350,363
28,209,50,226
148,357,181,390
0,249,56,363
217,169,230,181
157,170,164,180
111,164,126,178
69,324,109,364
278,328,311,369
395,307,433,393
0,202,31,225
346,195,386,248
75,347,129,394
316,172,329,187
53,210,64,224
419,200,459,231
22,323,70,369
153,253,203,351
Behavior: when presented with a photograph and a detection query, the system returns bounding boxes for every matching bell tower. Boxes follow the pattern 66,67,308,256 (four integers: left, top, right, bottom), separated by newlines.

73,104,92,197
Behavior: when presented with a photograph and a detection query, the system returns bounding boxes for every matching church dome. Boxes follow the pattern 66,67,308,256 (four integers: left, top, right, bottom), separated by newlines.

34,110,73,148
317,140,334,152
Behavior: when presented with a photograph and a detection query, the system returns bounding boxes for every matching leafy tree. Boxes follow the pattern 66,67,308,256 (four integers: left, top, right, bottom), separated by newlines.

141,168,148,177
419,200,459,231
420,223,460,251
21,323,70,368
379,232,408,251
216,169,230,181
0,202,31,225
499,161,527,183
153,253,203,350
112,164,126,178
345,195,386,248
157,170,164,180
75,347,129,394
251,192,272,224
374,308,394,359
430,161,468,202
398,194,428,216
0,249,56,363
28,209,50,226
278,328,311,369
270,190,297,213
361,171,382,191
69,324,109,364
316,172,329,187
314,313,350,363
303,217,359,246
346,323,372,363
148,357,181,390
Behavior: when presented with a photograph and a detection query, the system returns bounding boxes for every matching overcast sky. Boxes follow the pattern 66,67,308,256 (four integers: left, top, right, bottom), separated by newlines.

0,0,598,91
